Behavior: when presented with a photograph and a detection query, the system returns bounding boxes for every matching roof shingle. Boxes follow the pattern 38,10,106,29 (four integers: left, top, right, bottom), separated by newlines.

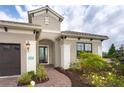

61,31,108,40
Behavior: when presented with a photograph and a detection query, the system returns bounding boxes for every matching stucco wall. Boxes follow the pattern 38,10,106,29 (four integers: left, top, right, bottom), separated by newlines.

60,38,102,64
32,11,61,32
37,31,60,67
0,30,35,74
38,32,60,41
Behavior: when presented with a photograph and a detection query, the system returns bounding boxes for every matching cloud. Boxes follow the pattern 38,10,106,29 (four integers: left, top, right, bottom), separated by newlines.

88,6,124,51
15,5,28,22
51,5,87,31
25,5,42,11
0,11,25,22
50,5,124,52
0,5,124,52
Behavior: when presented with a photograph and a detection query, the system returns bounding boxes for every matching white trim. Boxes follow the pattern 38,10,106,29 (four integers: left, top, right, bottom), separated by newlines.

42,29,61,33
38,45,49,64
0,75,20,78
0,21,41,30
28,6,64,20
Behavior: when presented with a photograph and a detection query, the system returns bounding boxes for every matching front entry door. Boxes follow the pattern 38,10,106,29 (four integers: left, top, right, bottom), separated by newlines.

39,46,48,63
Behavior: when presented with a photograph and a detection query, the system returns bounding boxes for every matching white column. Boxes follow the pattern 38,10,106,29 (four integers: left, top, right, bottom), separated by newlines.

98,44,102,56
55,41,59,67
61,44,70,69
92,41,102,57
26,41,36,72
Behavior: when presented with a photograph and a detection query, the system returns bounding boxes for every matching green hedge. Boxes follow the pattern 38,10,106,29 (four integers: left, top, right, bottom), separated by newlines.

70,52,108,72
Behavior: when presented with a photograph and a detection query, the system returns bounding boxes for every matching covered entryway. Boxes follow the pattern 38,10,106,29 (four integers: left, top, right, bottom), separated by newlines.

39,46,48,63
0,43,21,76
38,39,55,65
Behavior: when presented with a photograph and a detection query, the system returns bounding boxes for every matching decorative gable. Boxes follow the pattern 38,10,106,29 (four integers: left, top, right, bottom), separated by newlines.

28,5,64,23
28,5,64,32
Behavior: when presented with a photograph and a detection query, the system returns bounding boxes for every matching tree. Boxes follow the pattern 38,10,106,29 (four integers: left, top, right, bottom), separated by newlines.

108,44,116,58
116,44,124,63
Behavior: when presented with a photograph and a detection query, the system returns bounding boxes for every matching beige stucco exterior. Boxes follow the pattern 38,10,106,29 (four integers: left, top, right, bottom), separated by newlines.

0,30,35,74
0,6,108,76
31,11,61,32
58,38,102,64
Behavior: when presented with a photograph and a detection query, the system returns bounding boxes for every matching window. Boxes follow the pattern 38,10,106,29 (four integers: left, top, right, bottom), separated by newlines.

76,43,92,58
44,16,49,25
85,44,92,52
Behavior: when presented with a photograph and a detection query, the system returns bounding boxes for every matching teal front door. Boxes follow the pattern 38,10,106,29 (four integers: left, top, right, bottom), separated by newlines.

39,46,48,63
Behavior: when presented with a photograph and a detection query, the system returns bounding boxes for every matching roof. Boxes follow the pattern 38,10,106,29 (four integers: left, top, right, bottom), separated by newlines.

60,31,109,40
0,20,41,30
28,5,64,23
0,20,41,26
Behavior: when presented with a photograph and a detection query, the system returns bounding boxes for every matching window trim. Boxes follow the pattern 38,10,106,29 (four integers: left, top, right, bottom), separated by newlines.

76,42,92,58
84,43,92,52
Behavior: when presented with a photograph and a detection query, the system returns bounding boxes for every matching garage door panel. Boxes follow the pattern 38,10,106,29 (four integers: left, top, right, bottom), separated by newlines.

0,43,21,76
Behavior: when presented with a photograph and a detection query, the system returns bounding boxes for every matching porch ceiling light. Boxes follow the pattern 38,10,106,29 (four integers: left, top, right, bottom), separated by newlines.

26,41,30,51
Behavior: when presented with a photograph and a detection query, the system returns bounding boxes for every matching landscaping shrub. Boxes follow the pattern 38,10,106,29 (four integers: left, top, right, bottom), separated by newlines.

17,72,32,86
111,63,124,75
28,71,35,78
87,72,106,87
70,52,108,72
68,52,124,87
70,61,81,72
81,72,124,87
36,64,48,81
17,64,48,86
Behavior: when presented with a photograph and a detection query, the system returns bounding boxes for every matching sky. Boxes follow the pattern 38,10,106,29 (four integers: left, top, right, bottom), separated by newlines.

0,5,124,52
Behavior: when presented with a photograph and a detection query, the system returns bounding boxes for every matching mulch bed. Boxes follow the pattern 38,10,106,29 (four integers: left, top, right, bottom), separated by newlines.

55,67,94,87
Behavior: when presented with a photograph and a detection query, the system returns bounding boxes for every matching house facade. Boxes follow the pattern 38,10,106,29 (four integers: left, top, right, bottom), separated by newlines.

0,6,108,76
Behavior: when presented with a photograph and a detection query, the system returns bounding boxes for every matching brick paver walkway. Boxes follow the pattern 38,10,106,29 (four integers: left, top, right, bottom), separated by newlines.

0,65,72,87
36,65,72,87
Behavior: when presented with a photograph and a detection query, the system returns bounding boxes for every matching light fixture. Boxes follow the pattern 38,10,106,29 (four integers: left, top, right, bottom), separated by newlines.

78,37,80,40
26,41,30,51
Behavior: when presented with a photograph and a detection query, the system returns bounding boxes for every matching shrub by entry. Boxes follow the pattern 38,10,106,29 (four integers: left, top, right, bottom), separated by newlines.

17,72,32,86
17,64,48,86
34,64,48,83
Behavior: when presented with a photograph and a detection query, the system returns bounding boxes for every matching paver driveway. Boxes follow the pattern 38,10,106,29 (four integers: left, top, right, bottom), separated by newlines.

0,65,72,87
0,76,18,87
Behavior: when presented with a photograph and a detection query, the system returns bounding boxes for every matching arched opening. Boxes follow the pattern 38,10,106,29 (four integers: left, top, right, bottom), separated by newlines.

38,39,55,65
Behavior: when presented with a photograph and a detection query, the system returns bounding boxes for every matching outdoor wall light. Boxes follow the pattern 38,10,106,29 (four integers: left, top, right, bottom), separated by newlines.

26,41,30,51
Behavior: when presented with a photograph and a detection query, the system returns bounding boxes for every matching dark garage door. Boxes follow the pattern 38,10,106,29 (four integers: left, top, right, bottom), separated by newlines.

0,43,21,76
